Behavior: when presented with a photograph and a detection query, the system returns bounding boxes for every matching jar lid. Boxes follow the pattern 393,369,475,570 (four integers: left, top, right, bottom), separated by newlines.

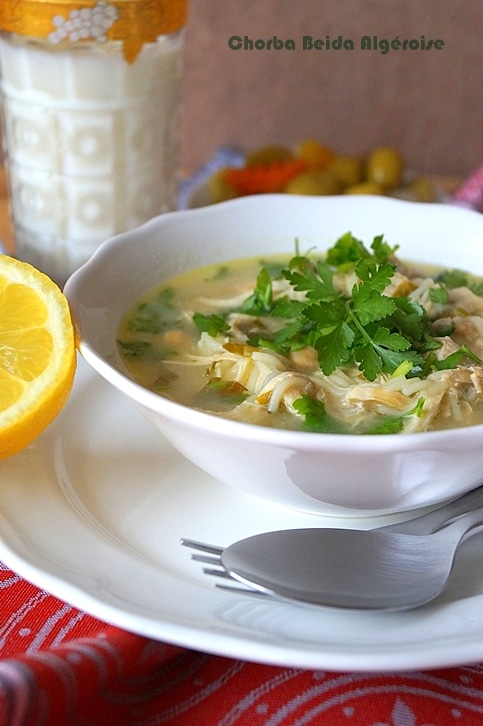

0,0,188,61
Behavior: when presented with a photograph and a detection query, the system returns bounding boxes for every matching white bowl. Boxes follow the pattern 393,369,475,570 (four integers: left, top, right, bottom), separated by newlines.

64,195,483,516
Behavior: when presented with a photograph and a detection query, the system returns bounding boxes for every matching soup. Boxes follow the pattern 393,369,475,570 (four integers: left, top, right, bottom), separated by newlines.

117,233,483,434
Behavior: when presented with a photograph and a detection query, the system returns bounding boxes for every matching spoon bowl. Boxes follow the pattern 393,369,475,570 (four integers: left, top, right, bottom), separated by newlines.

221,508,483,610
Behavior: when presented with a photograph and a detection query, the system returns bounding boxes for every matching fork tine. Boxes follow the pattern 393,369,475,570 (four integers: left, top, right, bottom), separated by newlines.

191,554,222,565
181,537,274,599
180,538,224,556
214,583,271,598
203,566,234,580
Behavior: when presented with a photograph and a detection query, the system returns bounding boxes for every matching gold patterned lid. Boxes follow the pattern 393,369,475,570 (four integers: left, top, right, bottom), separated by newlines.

0,0,188,62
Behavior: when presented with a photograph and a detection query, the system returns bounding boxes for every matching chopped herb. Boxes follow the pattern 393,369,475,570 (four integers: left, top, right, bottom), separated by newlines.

117,340,155,358
195,378,249,411
193,313,230,337
275,242,428,381
429,284,449,305
239,267,273,315
436,269,470,289
193,232,482,387
326,232,397,270
258,258,287,278
423,344,481,374
363,398,425,435
211,265,229,280
292,395,348,433
293,392,425,434
436,269,483,296
127,287,176,334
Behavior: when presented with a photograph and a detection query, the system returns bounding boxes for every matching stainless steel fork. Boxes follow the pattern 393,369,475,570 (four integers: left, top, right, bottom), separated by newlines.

180,537,271,597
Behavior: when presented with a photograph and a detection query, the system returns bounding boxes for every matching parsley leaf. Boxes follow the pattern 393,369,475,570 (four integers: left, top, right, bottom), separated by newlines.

193,313,230,337
271,234,437,380
239,268,273,315
196,232,448,384
426,344,481,372
292,395,348,433
363,397,425,435
312,321,355,374
284,259,335,301
429,284,449,305
436,269,483,297
326,232,397,270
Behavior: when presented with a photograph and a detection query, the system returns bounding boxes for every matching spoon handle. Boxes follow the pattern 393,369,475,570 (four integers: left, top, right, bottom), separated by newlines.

379,483,483,536
444,502,483,542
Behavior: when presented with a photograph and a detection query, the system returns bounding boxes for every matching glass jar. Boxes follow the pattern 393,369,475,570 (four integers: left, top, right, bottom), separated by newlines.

0,0,188,286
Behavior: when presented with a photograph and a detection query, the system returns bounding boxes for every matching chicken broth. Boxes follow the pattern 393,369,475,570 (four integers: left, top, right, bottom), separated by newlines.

117,234,483,434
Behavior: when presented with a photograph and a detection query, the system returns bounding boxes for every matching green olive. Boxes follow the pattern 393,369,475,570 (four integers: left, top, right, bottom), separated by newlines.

409,176,437,203
208,168,239,203
295,139,335,169
328,156,364,188
344,181,385,196
366,147,404,189
245,145,294,167
285,170,341,196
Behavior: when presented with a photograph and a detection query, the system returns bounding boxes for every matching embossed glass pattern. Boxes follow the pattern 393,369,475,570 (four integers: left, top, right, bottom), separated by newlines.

0,1,186,285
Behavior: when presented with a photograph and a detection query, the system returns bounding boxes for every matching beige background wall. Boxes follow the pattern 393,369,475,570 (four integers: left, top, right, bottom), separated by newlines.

180,0,482,177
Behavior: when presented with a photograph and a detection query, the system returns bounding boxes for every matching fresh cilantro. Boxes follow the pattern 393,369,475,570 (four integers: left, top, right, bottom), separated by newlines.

193,313,230,337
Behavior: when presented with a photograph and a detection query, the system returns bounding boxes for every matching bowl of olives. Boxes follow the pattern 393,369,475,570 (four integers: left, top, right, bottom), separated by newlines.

190,140,443,208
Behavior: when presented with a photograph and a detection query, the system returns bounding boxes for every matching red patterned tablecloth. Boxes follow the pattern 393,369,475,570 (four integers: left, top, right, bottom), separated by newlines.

2,564,483,725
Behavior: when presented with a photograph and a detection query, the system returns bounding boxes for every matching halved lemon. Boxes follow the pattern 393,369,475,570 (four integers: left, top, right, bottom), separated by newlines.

0,255,76,459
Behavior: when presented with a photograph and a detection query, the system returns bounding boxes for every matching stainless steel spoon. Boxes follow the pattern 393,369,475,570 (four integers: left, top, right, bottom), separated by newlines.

216,484,483,610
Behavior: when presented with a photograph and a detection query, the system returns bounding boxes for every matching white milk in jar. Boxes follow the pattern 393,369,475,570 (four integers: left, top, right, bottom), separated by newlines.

0,0,188,285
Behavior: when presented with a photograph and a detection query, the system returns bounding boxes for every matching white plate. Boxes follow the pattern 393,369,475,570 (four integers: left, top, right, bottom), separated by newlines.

2,357,483,672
